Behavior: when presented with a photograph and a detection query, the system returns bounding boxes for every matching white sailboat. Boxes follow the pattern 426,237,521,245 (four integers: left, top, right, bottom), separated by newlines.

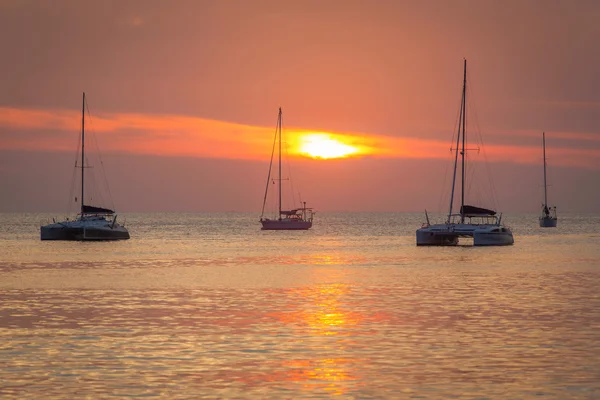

260,107,313,230
539,132,558,227
416,60,514,246
40,93,130,241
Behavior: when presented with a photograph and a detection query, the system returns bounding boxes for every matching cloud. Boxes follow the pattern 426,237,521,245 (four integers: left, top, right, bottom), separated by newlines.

0,106,599,169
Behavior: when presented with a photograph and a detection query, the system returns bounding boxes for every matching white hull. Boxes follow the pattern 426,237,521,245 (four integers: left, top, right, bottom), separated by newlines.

539,216,558,228
472,228,515,246
260,218,312,230
41,217,130,241
415,61,514,248
417,223,514,246
416,226,459,246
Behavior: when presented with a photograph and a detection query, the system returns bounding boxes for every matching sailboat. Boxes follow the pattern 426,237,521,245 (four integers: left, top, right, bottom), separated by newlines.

416,60,514,246
40,93,130,241
260,107,314,230
539,132,558,227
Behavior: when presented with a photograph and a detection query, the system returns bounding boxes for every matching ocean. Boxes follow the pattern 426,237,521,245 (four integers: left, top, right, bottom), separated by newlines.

1,212,599,399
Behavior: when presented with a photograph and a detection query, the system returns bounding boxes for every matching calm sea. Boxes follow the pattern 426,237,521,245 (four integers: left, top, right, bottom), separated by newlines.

1,212,599,399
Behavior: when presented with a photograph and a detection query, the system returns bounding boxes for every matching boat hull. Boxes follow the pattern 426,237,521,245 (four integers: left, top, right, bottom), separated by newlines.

472,230,514,246
260,219,312,230
539,216,558,228
41,222,130,241
416,223,514,246
416,229,459,246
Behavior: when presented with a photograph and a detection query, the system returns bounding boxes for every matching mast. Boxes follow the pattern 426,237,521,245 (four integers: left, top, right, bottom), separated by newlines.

278,107,282,218
81,92,85,214
460,59,467,223
447,59,467,223
260,109,279,220
543,132,548,207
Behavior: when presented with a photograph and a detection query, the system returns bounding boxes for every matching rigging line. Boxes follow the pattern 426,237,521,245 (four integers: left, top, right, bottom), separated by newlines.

84,101,103,206
81,146,99,206
465,152,477,201
448,65,466,222
87,162,97,204
465,77,500,210
437,89,465,214
85,108,105,206
268,174,276,216
448,77,465,152
67,126,82,215
283,127,297,210
464,118,483,207
280,117,293,209
85,99,115,210
260,111,279,218
461,80,479,208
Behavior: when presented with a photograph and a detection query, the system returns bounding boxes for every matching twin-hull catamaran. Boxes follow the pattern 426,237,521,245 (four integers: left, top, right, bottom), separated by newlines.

539,132,557,227
260,108,313,230
416,60,514,246
40,93,130,241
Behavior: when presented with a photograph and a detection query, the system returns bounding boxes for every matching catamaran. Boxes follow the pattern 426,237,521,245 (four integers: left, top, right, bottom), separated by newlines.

40,93,130,241
539,132,558,227
416,60,514,246
260,107,313,230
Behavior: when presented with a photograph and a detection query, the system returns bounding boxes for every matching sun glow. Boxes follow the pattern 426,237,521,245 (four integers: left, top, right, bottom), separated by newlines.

297,133,360,159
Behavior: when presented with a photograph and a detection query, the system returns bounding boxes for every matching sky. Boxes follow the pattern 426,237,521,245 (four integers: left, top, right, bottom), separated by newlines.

1,0,599,213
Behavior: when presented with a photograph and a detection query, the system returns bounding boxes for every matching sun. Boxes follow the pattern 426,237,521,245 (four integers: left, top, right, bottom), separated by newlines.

297,133,359,159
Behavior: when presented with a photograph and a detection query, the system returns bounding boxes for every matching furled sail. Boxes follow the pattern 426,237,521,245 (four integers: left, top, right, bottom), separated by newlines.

460,205,496,216
82,205,115,214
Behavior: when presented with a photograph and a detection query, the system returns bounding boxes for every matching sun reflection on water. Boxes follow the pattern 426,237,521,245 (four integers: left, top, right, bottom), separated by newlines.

264,269,371,395
280,358,358,394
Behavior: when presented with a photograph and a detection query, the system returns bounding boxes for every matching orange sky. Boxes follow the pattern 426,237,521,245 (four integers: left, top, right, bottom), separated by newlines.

0,0,599,212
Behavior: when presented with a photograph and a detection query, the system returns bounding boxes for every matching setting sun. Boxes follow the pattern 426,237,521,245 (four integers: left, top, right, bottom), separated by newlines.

297,133,360,159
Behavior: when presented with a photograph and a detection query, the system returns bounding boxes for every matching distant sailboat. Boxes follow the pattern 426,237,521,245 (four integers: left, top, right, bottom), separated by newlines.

260,107,314,230
40,93,130,241
539,132,558,227
416,59,514,246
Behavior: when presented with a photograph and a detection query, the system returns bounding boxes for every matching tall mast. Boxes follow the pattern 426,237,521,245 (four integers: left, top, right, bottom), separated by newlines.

448,60,468,223
543,132,548,207
278,107,282,217
81,92,85,214
460,59,467,223
260,109,278,220
448,84,463,223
